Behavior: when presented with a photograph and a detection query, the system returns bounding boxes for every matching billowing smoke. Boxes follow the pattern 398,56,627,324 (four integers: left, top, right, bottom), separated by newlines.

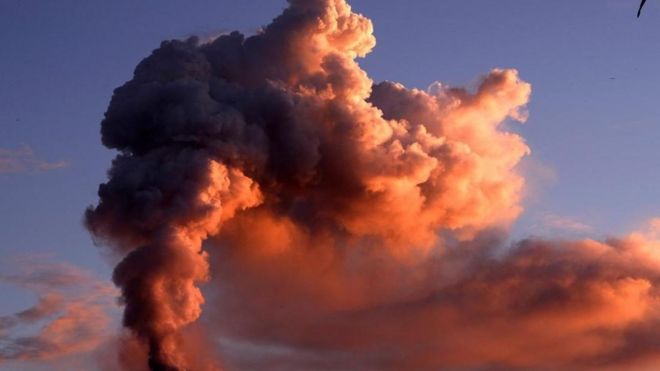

86,0,660,370
207,222,660,370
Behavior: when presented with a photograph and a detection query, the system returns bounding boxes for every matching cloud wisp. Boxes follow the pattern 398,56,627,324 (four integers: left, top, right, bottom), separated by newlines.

0,259,118,363
0,145,67,174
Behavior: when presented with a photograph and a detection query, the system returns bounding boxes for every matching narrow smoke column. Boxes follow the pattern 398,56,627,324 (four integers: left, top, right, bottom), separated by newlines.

87,153,261,369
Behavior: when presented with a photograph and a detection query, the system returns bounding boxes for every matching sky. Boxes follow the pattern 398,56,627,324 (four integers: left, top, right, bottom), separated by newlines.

1,1,660,370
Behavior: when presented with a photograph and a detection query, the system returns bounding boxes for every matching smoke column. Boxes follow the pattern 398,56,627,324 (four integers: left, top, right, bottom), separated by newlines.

86,0,528,368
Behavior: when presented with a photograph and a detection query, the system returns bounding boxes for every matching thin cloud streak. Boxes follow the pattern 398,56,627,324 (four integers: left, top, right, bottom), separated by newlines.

0,145,67,174
541,213,594,233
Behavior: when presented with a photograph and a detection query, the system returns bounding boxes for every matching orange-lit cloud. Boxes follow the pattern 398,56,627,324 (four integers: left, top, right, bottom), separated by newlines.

0,259,118,363
207,223,660,370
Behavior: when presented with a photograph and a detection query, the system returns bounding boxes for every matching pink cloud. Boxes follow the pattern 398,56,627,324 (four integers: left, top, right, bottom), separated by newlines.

0,145,67,174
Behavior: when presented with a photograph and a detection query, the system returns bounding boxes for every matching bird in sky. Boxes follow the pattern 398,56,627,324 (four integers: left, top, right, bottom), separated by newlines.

638,0,647,17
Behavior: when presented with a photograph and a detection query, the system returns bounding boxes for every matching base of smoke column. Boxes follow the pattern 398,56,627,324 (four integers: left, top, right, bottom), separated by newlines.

148,359,180,371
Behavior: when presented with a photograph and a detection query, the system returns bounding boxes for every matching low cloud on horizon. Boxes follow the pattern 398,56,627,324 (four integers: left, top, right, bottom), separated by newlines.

0,256,119,367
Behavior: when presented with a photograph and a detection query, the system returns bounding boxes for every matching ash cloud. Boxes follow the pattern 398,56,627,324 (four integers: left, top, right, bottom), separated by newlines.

205,220,660,370
85,0,660,370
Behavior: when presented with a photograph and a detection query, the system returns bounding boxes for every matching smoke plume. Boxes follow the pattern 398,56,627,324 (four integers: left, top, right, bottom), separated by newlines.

86,0,660,370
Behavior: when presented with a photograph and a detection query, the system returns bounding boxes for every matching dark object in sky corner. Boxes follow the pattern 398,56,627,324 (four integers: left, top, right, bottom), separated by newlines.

638,0,647,17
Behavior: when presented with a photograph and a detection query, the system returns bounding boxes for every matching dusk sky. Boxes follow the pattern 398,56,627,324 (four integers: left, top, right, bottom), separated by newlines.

2,1,660,370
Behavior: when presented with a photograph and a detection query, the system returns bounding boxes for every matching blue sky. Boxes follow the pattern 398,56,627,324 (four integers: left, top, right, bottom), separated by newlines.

1,0,659,368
